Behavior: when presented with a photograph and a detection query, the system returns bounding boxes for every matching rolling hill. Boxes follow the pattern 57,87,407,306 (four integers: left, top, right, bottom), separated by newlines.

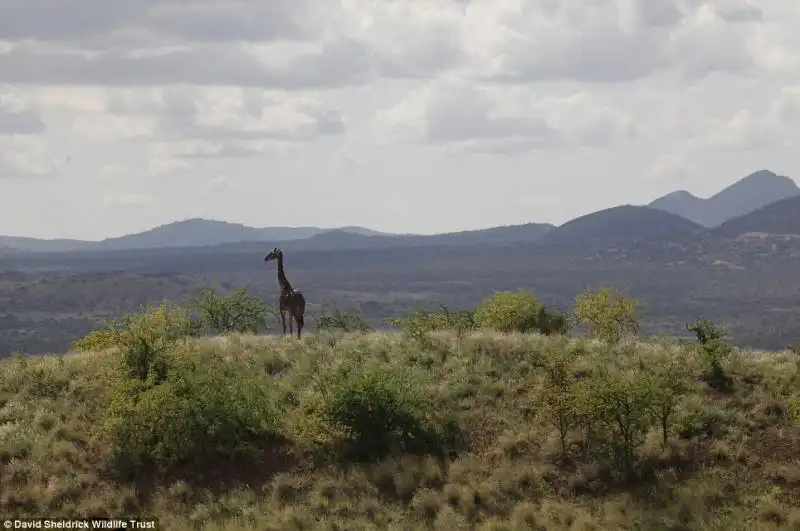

91,219,389,251
4,169,795,255
288,223,557,250
0,219,391,253
711,195,800,239
649,169,799,227
538,205,704,248
0,220,557,254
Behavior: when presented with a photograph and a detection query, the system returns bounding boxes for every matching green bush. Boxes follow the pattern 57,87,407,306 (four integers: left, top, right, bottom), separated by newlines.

686,317,733,390
788,396,800,423
474,289,567,335
189,285,272,334
592,367,654,478
645,356,691,448
573,287,642,343
72,301,199,353
315,302,372,333
387,305,476,342
71,329,126,352
120,302,199,383
72,302,199,384
102,355,280,478
321,370,443,460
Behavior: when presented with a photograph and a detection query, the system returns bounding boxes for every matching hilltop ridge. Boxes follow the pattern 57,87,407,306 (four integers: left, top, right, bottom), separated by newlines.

649,169,799,227
2,328,798,530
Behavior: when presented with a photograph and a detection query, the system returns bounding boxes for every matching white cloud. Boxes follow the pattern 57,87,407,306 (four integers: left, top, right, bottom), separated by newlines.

0,89,45,135
0,0,799,237
0,136,60,177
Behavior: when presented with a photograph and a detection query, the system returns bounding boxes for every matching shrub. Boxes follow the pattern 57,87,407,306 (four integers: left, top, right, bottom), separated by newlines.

189,285,272,334
315,302,372,333
72,302,199,384
573,287,642,343
118,302,199,383
386,304,480,343
686,317,733,390
71,328,126,352
72,301,199,353
386,307,451,343
321,370,442,460
645,356,691,447
536,347,584,458
474,289,567,335
592,367,654,478
789,396,800,423
436,305,477,339
102,355,280,478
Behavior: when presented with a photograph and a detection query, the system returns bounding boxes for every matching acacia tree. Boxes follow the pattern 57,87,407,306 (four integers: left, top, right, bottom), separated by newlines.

189,285,272,334
573,287,643,343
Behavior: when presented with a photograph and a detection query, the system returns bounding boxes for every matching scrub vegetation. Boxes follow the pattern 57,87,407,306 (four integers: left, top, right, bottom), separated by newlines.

2,285,800,530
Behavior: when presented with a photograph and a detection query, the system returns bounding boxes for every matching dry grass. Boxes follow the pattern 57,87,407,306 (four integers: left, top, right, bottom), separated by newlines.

2,330,800,530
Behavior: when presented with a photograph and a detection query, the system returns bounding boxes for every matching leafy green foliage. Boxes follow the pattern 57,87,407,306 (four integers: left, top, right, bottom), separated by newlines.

72,302,199,383
474,289,568,335
387,305,477,343
686,317,733,390
189,285,272,334
102,355,280,478
532,343,696,480
314,302,372,333
593,367,654,478
321,369,443,461
789,395,800,422
536,347,584,458
573,287,642,343
646,356,691,447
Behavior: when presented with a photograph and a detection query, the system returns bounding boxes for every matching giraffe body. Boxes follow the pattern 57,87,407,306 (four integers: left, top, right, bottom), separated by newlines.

265,248,306,339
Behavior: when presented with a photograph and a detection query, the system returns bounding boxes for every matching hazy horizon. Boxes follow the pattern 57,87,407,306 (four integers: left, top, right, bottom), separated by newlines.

2,1,799,240
2,168,798,241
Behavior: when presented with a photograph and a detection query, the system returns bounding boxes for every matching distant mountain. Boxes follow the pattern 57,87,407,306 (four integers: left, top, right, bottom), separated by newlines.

91,218,389,251
203,222,556,253
0,236,88,252
303,223,556,250
712,195,800,239
649,170,800,227
539,205,704,248
0,219,391,252
0,219,556,254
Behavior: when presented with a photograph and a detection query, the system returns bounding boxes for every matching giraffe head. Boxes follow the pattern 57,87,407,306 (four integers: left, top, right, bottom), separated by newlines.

264,247,283,262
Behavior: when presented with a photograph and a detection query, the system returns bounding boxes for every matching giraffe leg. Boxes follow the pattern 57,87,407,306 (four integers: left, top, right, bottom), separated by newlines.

279,309,287,335
296,314,303,339
288,311,294,336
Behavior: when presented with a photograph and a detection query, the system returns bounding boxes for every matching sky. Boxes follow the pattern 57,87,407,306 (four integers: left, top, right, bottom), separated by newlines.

1,0,799,240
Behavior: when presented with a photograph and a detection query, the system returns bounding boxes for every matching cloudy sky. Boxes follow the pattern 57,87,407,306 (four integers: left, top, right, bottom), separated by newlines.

1,0,799,239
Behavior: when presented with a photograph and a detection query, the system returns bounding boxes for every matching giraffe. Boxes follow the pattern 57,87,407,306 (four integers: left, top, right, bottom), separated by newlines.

264,247,306,339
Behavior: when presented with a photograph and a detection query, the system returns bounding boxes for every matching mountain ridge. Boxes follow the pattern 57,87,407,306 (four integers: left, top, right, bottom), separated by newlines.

2,169,796,253
538,205,704,249
648,169,800,227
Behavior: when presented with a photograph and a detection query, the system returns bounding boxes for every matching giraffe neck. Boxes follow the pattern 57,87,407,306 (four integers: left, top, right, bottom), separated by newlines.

276,255,294,293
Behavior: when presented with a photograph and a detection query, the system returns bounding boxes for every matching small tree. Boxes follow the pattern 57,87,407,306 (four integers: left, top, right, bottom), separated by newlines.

645,357,690,448
686,317,732,390
475,289,567,335
573,287,642,343
315,302,372,333
189,285,271,335
594,368,654,479
536,348,582,459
